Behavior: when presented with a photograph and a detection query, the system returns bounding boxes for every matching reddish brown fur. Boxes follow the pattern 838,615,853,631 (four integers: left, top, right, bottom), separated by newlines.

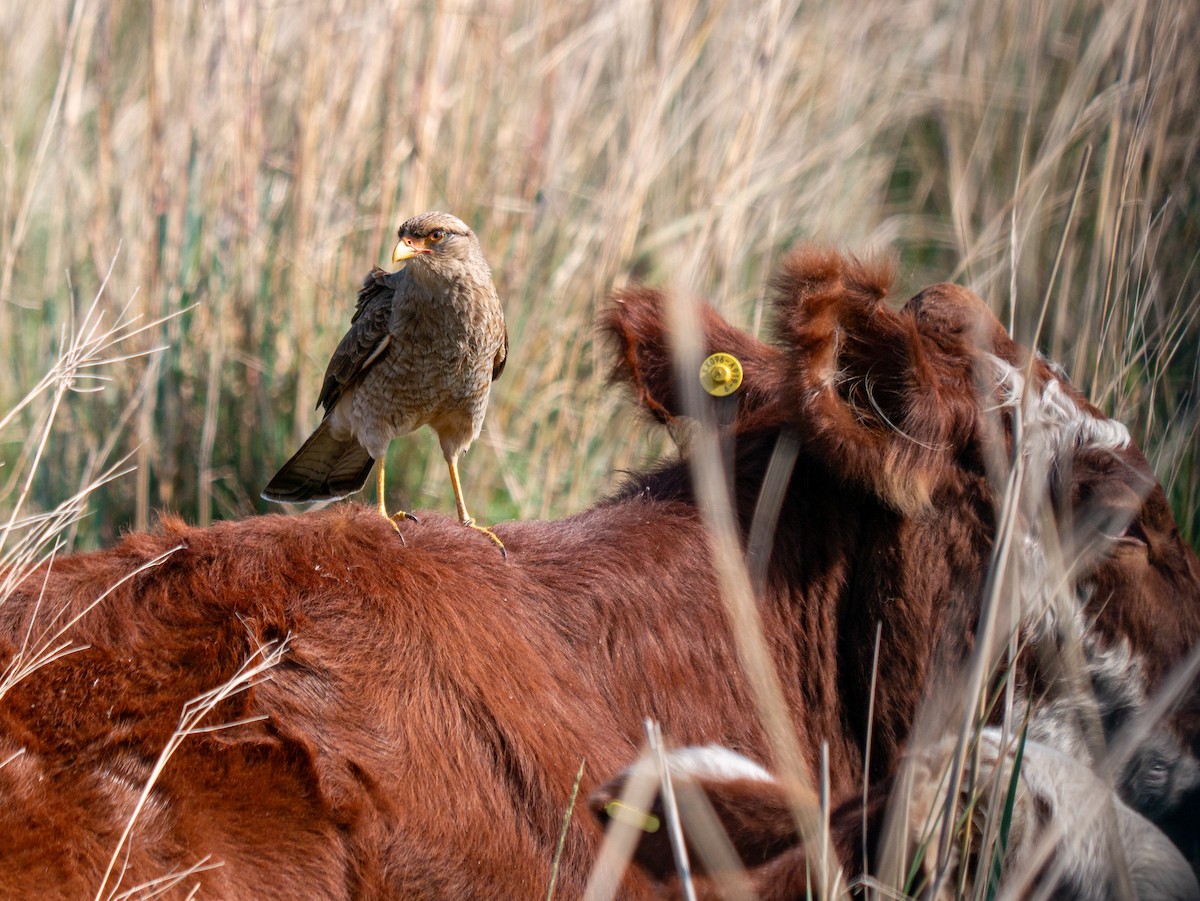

604,286,786,428
2,246,1198,898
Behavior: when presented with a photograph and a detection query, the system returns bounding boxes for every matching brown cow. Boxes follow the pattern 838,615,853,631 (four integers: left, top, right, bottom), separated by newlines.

0,247,1197,899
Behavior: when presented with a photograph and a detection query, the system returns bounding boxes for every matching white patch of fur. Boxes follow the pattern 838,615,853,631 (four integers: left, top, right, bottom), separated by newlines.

1025,627,1146,764
982,353,1137,751
985,729,1198,901
985,354,1130,457
1016,596,1200,820
978,354,1200,837
984,354,1129,650
907,729,1198,900
663,745,774,783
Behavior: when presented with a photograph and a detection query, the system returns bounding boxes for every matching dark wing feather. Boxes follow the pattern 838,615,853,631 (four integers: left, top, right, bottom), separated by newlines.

492,327,508,382
317,268,394,413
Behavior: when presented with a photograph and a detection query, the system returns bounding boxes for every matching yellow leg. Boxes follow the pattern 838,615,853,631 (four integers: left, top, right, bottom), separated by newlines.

376,464,388,518
447,456,470,524
448,457,506,558
377,460,418,526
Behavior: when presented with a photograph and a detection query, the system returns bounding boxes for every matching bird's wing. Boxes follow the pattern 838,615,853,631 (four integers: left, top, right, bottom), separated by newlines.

316,268,395,413
492,327,508,382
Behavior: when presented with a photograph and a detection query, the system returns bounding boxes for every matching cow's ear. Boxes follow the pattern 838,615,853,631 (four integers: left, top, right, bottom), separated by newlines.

603,287,783,426
589,746,876,893
588,746,801,885
769,247,986,515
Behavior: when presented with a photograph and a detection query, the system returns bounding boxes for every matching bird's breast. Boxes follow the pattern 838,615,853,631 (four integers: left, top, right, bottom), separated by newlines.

348,284,503,449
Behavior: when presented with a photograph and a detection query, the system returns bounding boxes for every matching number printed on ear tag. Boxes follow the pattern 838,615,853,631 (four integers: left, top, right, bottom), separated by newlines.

699,352,743,397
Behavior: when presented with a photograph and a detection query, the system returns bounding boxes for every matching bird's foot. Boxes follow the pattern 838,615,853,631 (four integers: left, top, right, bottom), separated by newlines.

386,520,407,545
463,519,507,560
380,508,418,543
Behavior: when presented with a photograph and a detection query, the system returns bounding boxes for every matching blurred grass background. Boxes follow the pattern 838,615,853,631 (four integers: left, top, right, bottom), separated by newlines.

1,0,1196,550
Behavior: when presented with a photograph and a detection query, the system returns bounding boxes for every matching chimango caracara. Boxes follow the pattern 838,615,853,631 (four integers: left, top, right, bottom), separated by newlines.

263,211,507,555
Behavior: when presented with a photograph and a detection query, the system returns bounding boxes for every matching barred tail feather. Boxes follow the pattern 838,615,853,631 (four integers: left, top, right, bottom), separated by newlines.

262,419,375,503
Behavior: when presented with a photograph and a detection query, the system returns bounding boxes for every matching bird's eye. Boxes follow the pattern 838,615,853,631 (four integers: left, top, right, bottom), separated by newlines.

429,229,445,242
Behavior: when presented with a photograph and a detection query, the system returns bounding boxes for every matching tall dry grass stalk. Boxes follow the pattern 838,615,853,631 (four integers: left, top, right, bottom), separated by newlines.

0,250,181,703
4,0,1191,547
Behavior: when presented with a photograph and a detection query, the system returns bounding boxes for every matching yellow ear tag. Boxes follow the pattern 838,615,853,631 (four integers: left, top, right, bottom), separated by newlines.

604,800,661,833
699,352,744,397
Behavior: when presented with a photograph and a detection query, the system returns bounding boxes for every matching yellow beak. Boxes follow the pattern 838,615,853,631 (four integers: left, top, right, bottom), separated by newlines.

392,240,427,264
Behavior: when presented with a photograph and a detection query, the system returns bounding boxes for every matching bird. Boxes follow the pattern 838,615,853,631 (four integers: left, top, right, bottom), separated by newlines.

262,211,507,555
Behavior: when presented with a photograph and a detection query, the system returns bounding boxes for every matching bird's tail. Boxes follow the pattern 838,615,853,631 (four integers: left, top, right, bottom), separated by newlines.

262,418,375,503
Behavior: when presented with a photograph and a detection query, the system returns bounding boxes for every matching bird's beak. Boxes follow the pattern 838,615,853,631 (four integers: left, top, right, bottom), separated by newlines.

392,239,431,264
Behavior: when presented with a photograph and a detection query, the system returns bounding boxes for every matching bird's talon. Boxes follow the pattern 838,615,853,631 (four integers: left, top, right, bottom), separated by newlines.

391,510,420,524
467,522,507,560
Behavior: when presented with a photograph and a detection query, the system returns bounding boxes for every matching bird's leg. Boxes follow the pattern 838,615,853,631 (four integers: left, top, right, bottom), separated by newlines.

376,464,388,518
448,456,470,523
447,457,506,558
377,461,418,527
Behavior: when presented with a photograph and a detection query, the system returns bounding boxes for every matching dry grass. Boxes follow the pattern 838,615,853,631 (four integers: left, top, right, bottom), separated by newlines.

3,0,1192,548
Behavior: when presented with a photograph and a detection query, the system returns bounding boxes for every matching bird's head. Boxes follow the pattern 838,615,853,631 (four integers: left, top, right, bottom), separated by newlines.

391,211,481,275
